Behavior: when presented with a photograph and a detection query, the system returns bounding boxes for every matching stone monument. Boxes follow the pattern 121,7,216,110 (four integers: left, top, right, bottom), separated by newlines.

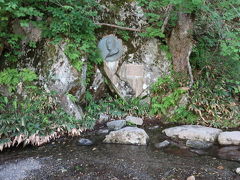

98,35,123,62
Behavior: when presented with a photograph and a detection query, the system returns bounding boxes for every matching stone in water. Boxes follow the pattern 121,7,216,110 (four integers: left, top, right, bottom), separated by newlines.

78,138,93,146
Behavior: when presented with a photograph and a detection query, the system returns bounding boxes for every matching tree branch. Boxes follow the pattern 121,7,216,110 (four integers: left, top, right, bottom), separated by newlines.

95,23,142,32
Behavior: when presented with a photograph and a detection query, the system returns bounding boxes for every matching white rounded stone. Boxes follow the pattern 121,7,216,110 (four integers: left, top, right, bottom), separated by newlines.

218,131,240,145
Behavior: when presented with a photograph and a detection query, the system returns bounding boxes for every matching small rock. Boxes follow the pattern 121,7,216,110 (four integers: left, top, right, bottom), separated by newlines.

125,116,143,126
236,168,240,175
217,166,224,170
98,113,109,124
107,120,126,130
104,127,149,145
163,125,222,142
186,140,213,149
190,149,208,155
155,140,170,149
186,176,195,180
218,131,240,145
97,129,109,135
60,168,67,173
78,138,93,146
218,146,240,162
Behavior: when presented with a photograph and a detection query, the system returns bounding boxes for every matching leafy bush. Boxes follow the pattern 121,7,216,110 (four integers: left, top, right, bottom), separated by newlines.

189,61,240,128
84,92,150,122
150,75,197,124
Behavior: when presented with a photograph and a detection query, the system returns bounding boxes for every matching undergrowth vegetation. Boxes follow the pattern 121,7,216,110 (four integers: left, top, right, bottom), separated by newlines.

84,93,150,122
0,69,83,150
136,0,240,127
150,75,198,124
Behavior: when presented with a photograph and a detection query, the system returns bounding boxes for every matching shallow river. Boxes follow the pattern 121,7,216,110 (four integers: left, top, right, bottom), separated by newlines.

0,126,240,180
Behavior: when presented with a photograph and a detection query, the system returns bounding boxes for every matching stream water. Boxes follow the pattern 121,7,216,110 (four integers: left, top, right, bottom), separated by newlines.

0,126,240,180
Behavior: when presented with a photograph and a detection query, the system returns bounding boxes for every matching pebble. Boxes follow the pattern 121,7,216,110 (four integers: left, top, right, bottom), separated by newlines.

97,129,109,135
186,175,195,180
217,166,224,170
154,140,170,149
236,168,240,175
78,138,93,146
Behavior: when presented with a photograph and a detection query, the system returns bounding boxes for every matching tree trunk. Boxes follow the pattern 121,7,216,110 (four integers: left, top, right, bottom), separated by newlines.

168,12,193,73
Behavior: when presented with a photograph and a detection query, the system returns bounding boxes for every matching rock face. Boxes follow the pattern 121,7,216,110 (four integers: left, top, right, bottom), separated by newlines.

46,43,80,95
101,38,170,98
97,113,110,124
58,95,83,120
97,2,171,98
21,42,85,120
42,43,84,119
97,129,109,135
125,116,143,125
107,120,126,131
104,127,149,145
163,125,222,142
218,131,240,145
186,140,213,149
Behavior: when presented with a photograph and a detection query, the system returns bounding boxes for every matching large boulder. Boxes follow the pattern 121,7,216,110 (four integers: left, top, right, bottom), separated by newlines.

163,125,222,142
97,2,171,98
218,131,240,145
103,127,149,145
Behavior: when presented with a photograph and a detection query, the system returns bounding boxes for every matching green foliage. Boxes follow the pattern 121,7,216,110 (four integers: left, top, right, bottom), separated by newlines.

116,22,131,41
0,68,37,93
149,75,198,124
137,0,239,63
189,66,240,128
0,68,82,149
84,93,150,124
150,76,185,115
169,106,198,124
196,0,240,63
0,0,101,68
137,0,240,127
190,5,240,128
140,27,165,39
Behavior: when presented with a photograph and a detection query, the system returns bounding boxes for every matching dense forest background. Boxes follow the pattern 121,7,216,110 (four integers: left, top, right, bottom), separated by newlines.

0,0,239,150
